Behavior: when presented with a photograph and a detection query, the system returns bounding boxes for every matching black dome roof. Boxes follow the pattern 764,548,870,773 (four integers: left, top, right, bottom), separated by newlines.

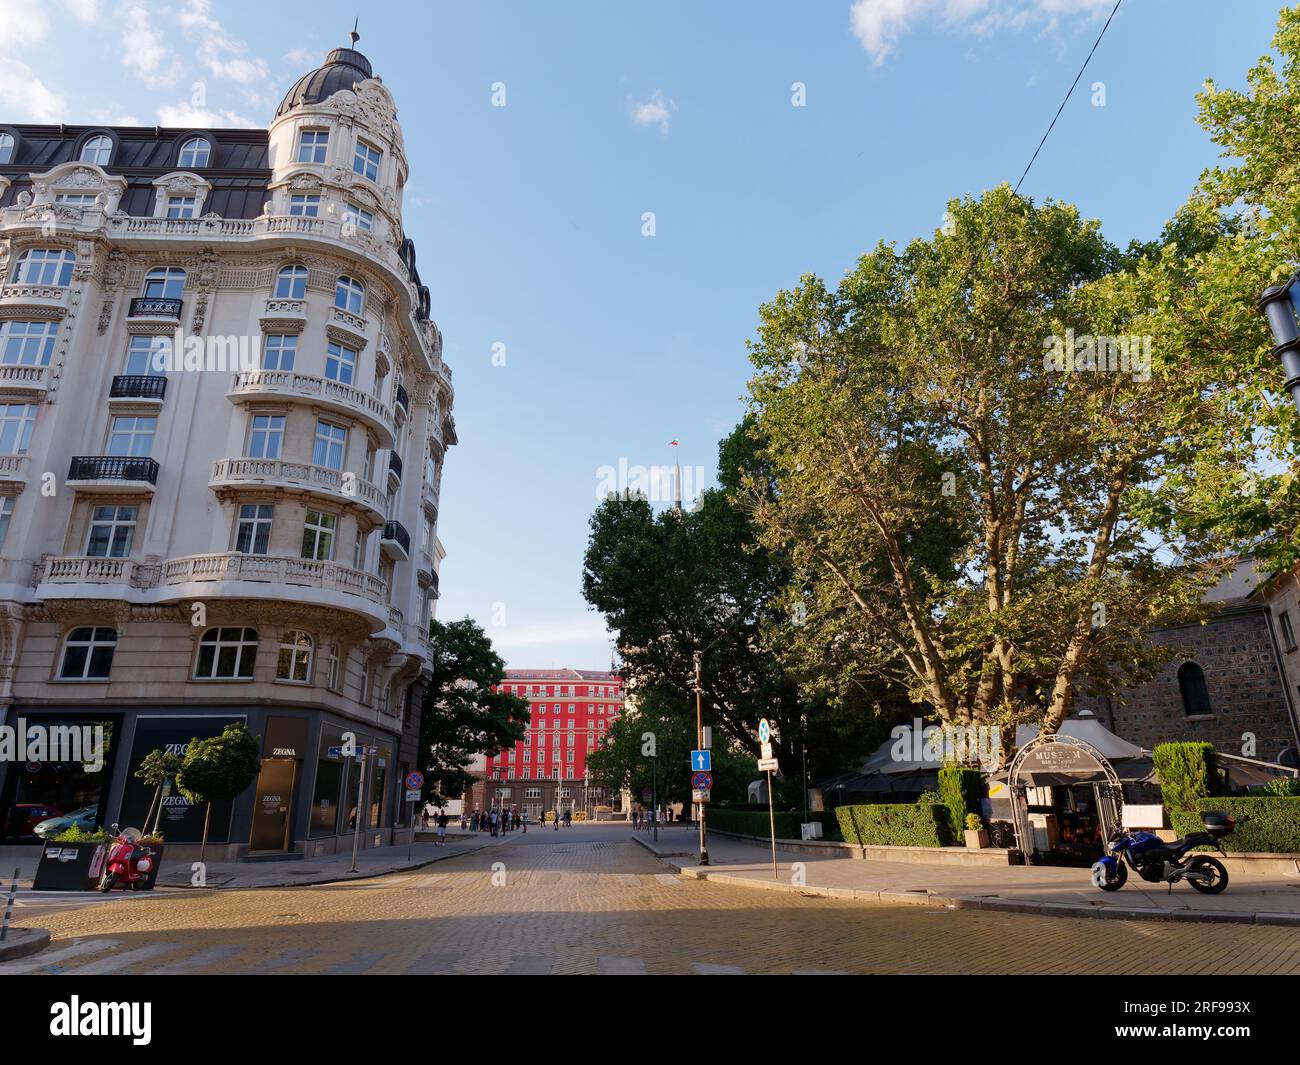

276,48,374,117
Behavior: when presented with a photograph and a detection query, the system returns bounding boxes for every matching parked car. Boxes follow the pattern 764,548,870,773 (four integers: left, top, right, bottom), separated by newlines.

5,803,63,839
33,805,99,839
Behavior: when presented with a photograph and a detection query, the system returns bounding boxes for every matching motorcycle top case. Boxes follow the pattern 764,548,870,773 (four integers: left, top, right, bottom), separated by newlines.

1201,811,1235,838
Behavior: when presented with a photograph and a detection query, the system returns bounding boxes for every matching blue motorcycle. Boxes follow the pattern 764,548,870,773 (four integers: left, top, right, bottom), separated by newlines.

1090,812,1233,894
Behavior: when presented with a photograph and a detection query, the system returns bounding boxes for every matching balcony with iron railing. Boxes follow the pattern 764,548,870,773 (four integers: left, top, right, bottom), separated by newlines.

388,450,403,483
110,375,167,401
209,457,385,524
395,382,409,414
67,456,159,492
381,520,410,562
227,370,395,447
128,297,183,319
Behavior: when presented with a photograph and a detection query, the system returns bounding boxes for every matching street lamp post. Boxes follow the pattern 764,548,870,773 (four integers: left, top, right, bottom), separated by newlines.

1258,277,1300,413
693,650,708,866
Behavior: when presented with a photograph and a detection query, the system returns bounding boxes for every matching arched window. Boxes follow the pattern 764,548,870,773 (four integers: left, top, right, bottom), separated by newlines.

142,267,186,300
177,136,210,168
276,630,313,682
274,264,307,299
334,275,364,315
14,248,75,286
80,134,113,166
194,627,258,679
1178,662,1213,717
58,627,117,680
0,133,14,165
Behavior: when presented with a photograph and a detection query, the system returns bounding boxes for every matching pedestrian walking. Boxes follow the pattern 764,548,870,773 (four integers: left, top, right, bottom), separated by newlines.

436,811,448,846
522,810,529,833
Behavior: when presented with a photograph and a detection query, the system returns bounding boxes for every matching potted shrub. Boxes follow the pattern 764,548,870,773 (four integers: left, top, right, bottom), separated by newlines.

32,825,110,891
963,813,990,849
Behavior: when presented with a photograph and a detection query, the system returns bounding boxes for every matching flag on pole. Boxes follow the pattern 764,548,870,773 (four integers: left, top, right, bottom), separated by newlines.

669,439,679,446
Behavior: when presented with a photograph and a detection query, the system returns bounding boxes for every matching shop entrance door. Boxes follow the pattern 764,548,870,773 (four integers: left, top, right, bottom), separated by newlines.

249,758,297,852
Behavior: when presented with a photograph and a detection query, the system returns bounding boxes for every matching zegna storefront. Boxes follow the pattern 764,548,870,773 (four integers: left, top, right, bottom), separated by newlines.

0,705,404,859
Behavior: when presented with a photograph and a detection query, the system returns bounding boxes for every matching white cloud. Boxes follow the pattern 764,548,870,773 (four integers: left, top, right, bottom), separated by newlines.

62,0,100,23
120,4,182,87
282,48,317,67
848,0,1114,65
0,57,65,121
178,0,269,85
631,89,674,135
0,3,50,48
156,102,259,129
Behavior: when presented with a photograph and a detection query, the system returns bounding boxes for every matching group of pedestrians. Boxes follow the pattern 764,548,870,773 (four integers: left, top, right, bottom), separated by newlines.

631,807,672,831
462,807,532,837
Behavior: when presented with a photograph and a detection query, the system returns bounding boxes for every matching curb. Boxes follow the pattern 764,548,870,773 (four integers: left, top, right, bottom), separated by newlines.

630,834,696,860
658,857,1300,927
0,927,51,961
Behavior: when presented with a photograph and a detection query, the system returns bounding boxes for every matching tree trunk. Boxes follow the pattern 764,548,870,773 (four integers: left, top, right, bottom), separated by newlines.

199,801,212,867
143,783,161,838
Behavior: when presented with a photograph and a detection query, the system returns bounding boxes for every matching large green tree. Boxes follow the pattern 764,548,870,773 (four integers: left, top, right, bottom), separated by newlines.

176,723,261,864
745,184,1255,740
418,617,529,807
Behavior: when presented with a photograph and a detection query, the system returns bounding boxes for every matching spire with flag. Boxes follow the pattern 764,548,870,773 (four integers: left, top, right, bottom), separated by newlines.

670,439,682,513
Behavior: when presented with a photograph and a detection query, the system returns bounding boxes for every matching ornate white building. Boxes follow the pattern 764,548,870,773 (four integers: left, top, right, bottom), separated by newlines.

0,46,455,857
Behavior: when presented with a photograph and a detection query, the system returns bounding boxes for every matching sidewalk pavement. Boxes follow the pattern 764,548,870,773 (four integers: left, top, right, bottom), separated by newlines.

634,827,1300,926
3,830,517,892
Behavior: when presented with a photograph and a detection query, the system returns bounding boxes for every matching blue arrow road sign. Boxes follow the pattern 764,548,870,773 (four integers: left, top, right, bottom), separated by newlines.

691,750,711,772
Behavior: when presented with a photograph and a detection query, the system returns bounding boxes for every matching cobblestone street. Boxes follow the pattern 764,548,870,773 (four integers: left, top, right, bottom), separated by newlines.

7,826,1300,976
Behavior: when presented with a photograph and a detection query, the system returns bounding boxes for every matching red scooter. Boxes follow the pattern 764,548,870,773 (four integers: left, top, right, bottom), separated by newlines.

98,825,156,892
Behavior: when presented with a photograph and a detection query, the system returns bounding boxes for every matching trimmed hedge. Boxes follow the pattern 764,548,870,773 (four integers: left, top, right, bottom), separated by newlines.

835,803,950,848
1169,797,1300,853
938,766,984,839
707,807,842,842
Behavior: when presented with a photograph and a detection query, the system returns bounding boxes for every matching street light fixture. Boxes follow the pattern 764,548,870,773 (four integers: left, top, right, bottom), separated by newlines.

1258,276,1300,413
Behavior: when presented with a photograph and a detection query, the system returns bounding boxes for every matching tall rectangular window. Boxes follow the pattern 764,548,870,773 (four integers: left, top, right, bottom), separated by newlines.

125,334,169,376
0,321,58,366
107,415,156,457
342,202,374,230
312,420,347,470
235,503,273,554
0,403,36,454
262,334,297,371
86,505,137,558
353,140,381,181
301,509,336,560
324,341,357,384
247,414,285,459
296,129,329,163
1282,610,1297,653
0,496,12,553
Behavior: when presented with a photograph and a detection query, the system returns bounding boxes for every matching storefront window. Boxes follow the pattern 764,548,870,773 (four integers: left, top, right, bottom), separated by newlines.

310,726,346,837
0,714,118,843
369,743,391,828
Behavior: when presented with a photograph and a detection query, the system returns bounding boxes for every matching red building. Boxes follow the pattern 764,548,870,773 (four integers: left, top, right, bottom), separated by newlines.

467,669,623,819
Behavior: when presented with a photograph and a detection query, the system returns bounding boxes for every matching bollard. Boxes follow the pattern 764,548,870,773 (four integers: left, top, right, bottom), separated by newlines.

0,866,18,942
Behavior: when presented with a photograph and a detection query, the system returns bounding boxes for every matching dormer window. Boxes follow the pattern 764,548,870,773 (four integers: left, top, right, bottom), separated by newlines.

165,196,196,219
177,136,211,168
289,194,320,218
80,135,112,166
0,133,13,165
353,139,381,182
297,129,328,164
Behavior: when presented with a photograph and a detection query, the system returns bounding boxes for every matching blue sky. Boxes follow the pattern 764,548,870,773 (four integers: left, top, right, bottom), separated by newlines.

0,0,1287,668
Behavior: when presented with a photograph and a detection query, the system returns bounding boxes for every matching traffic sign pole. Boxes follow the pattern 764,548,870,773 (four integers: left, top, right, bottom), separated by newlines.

349,748,368,874
767,768,777,879
694,652,708,866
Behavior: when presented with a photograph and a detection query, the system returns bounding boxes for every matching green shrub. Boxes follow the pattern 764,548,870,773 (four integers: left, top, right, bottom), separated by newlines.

938,766,984,840
49,825,108,843
836,803,950,847
705,807,843,842
1168,797,1300,853
1153,742,1218,812
1261,777,1300,797
965,812,983,831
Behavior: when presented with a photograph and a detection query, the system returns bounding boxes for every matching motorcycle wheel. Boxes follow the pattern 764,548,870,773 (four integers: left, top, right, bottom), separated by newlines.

98,871,118,893
1092,860,1127,891
1187,855,1229,894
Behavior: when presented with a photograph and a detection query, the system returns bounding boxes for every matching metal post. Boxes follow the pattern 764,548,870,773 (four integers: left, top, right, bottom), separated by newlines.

1259,281,1300,414
766,770,777,878
652,749,658,842
694,651,708,865
0,867,17,942
349,748,367,874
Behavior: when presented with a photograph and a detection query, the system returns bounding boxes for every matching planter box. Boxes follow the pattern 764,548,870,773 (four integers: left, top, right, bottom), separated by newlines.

31,840,108,891
964,829,990,849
